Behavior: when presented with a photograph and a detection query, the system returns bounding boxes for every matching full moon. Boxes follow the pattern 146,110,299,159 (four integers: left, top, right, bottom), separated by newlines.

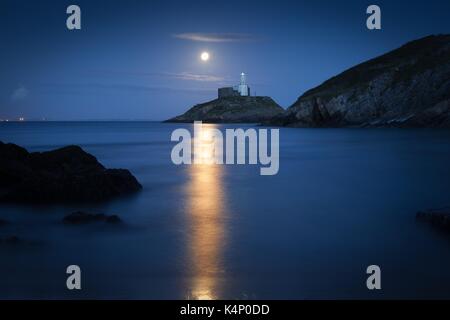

200,52,210,61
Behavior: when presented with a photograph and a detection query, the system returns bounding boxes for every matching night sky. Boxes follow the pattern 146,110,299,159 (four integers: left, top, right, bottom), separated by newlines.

1,0,449,120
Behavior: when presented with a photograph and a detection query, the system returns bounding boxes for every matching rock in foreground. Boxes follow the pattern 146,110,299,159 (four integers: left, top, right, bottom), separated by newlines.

0,236,20,245
63,211,122,225
165,96,285,123
0,142,142,203
417,207,450,231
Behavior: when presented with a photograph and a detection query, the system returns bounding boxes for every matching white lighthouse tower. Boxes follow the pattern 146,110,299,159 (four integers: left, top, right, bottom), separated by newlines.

238,72,249,96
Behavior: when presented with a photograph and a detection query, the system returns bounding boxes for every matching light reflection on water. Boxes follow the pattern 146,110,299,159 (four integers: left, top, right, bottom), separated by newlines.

186,124,227,300
2,122,450,299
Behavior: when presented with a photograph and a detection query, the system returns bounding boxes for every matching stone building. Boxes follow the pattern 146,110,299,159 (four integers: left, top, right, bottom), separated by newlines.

218,72,251,98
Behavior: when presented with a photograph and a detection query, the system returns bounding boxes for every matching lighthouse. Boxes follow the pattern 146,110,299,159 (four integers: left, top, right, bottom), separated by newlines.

238,72,250,96
217,72,251,98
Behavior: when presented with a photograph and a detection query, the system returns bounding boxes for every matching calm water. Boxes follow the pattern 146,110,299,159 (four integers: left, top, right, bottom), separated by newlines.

1,121,450,299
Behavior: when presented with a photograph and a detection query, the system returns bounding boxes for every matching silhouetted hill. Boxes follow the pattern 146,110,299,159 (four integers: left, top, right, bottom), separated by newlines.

270,35,450,127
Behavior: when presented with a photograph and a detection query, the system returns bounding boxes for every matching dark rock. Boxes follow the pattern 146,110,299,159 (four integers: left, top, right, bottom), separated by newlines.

63,211,122,225
0,235,20,245
105,215,121,224
0,219,8,226
165,96,285,123
0,142,142,203
273,34,450,128
416,207,450,231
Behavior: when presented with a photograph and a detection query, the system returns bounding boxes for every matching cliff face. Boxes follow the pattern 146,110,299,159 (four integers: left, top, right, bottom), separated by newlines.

165,96,285,123
277,35,450,127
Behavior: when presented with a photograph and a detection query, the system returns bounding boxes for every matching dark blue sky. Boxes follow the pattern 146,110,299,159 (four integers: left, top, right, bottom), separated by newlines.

0,0,449,120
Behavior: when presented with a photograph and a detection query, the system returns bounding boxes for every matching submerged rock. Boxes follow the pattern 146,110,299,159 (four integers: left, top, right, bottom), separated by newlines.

0,142,142,203
0,235,20,245
416,207,450,231
165,96,285,123
63,211,122,225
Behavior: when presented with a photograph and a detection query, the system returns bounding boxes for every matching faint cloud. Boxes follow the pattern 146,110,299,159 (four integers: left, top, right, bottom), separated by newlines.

86,70,226,82
173,32,258,43
165,72,224,82
37,83,216,95
11,85,29,102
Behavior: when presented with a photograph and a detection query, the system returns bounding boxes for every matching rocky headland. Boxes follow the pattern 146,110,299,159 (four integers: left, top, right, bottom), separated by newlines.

165,96,284,123
268,35,450,128
166,35,450,128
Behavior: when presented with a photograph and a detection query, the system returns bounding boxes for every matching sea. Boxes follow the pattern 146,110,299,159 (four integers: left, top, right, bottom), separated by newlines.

0,121,450,299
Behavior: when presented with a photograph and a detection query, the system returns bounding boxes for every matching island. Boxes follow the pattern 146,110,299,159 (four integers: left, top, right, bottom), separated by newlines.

165,72,285,123
166,96,284,124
